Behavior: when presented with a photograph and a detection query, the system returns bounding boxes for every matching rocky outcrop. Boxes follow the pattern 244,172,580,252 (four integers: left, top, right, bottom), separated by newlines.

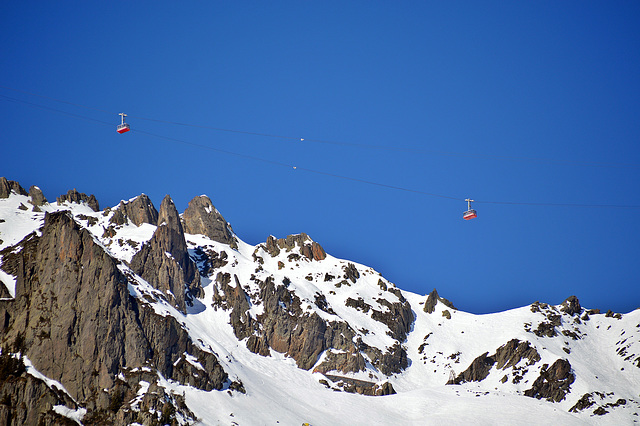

569,392,629,415
343,262,359,283
371,297,414,342
561,296,582,316
130,195,202,312
56,188,99,212
264,233,326,261
569,393,596,413
182,195,238,249
0,211,227,422
28,185,47,206
423,288,456,314
212,272,408,380
116,194,158,226
524,359,575,402
494,339,541,369
322,374,396,396
214,273,354,370
455,352,495,383
0,178,27,198
529,302,563,337
454,339,541,384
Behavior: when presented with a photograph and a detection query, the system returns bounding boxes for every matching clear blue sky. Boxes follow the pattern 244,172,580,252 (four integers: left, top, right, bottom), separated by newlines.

2,2,639,314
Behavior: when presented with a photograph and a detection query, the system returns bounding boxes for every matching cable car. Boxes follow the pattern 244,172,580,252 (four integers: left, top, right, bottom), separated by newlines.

117,113,130,134
463,198,477,220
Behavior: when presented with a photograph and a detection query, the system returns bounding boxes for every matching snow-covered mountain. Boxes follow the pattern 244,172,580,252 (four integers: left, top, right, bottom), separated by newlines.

0,177,638,425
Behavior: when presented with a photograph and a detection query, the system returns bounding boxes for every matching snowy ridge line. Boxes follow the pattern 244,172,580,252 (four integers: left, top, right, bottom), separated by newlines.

2,189,640,423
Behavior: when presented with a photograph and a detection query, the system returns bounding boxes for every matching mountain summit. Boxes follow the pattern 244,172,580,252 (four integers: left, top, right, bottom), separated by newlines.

0,178,638,425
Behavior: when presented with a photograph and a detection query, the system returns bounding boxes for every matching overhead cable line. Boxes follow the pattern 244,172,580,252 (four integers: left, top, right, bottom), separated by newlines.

1,84,638,169
2,92,640,209
0,85,113,115
0,93,458,201
0,94,114,127
131,126,463,202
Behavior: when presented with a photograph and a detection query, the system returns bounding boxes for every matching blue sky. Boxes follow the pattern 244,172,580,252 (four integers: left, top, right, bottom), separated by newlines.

2,2,639,314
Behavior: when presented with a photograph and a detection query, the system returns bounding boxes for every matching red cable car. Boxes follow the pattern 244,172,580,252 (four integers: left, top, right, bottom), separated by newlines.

117,112,130,134
463,198,477,220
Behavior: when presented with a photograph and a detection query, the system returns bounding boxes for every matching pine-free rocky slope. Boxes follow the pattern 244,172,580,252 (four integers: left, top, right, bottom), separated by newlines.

0,177,638,425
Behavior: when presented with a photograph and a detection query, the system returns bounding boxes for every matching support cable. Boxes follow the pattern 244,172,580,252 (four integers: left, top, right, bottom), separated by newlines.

2,91,639,209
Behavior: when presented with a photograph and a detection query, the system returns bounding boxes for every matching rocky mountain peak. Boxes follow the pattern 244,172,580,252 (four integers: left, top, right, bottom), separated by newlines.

116,194,158,226
264,233,326,261
561,295,582,316
1,180,639,424
28,185,47,207
157,194,182,231
0,210,228,423
0,177,27,198
130,194,202,313
182,195,238,249
56,188,99,211
423,288,456,313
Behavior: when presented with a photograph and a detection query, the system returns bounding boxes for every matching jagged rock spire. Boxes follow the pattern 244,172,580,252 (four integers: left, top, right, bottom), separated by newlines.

423,288,456,314
130,195,201,312
0,211,227,423
158,195,183,231
182,195,238,249
28,185,47,206
0,177,27,198
116,194,158,226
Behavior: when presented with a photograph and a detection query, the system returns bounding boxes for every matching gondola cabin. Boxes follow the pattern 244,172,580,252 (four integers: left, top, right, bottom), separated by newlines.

463,198,477,220
116,123,130,134
463,209,477,220
117,113,130,134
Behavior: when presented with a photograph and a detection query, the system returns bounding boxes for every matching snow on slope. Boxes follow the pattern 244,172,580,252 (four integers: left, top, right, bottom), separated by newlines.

1,191,639,424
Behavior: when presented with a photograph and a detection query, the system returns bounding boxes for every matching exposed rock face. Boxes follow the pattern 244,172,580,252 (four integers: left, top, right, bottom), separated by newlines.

0,177,27,198
529,302,563,337
28,185,47,206
182,195,238,249
423,288,456,314
130,195,202,312
524,359,575,402
264,233,326,261
371,296,414,342
570,393,596,413
212,272,409,379
116,194,158,226
214,273,355,370
0,281,11,299
454,339,541,384
322,374,396,396
56,188,99,211
561,296,582,316
343,262,359,283
494,339,541,369
0,178,10,199
0,211,227,422
455,352,495,383
0,353,79,426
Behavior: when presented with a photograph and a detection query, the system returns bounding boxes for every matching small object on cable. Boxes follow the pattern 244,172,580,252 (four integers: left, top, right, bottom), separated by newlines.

293,166,297,169
117,113,130,134
463,198,477,220
300,138,304,141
